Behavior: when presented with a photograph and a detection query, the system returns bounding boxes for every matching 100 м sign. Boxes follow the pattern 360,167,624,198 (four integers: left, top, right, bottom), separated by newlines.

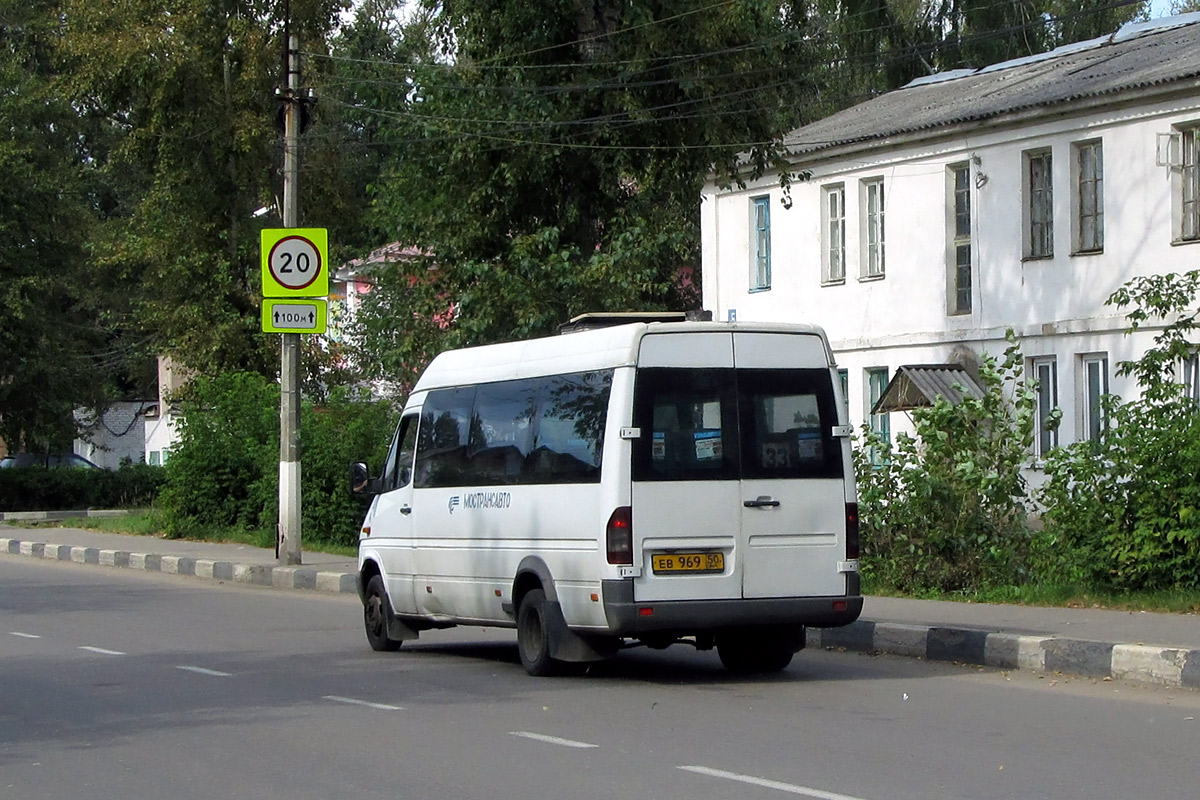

261,299,328,334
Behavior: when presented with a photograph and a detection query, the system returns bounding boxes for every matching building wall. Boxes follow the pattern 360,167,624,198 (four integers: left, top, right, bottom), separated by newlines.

702,90,1200,463
74,402,152,469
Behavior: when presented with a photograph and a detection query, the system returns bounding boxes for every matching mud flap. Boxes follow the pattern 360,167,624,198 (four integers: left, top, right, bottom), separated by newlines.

386,612,420,642
544,599,620,663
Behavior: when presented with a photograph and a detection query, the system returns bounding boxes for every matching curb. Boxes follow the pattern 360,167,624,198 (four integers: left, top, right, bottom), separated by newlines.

4,534,1197,688
0,509,132,522
807,620,1200,689
1,536,357,596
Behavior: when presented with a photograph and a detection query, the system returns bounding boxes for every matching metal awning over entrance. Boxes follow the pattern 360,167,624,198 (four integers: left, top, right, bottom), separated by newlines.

870,364,986,414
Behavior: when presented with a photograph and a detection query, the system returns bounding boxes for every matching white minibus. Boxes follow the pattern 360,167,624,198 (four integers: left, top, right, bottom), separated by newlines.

351,318,862,675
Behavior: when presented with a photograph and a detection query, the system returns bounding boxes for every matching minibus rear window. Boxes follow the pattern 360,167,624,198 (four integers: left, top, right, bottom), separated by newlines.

632,368,739,482
738,369,844,479
633,368,842,482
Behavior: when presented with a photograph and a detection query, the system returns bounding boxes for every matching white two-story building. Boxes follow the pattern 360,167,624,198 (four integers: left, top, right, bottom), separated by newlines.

701,14,1200,464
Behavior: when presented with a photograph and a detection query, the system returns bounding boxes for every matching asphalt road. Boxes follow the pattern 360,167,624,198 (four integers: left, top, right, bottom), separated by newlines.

3,557,1198,800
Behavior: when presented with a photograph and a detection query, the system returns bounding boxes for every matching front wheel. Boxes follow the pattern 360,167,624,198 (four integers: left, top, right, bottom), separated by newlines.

363,575,402,652
516,589,568,676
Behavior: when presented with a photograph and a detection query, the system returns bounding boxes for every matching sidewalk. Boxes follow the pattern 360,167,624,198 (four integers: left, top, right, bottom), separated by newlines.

3,522,1197,688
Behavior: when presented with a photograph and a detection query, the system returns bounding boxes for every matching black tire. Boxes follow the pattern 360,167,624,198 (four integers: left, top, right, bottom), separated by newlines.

516,588,566,676
363,575,402,652
716,630,794,674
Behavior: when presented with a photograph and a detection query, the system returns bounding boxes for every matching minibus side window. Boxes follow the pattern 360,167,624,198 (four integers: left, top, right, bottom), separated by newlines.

467,381,536,485
529,371,611,484
385,414,419,489
415,387,474,488
414,371,613,488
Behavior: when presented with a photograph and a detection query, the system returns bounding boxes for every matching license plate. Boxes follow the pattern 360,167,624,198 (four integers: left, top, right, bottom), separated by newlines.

651,552,724,574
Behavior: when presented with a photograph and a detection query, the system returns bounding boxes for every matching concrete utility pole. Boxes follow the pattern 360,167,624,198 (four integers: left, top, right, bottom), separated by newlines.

278,23,303,565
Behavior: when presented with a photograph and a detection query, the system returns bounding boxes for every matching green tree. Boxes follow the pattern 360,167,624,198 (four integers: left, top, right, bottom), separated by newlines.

0,0,137,452
57,0,374,381
350,0,817,383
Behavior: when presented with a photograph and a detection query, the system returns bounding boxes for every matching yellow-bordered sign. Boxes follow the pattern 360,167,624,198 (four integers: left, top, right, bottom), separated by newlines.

262,298,328,334
261,228,329,298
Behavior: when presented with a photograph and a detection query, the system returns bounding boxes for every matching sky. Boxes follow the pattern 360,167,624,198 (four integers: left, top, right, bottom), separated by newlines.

1148,0,1179,17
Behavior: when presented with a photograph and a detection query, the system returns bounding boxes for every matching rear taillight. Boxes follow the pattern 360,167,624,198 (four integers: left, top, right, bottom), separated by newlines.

606,506,632,565
846,503,859,560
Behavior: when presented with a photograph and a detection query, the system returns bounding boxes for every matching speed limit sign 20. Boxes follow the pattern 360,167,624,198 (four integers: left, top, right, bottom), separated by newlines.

261,228,329,298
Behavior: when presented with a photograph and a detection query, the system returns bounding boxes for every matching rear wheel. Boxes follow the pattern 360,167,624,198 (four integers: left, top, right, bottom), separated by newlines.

716,628,796,674
363,575,402,652
516,589,567,676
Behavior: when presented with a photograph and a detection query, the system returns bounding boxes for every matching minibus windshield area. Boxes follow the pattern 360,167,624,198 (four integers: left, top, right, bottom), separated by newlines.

632,368,843,482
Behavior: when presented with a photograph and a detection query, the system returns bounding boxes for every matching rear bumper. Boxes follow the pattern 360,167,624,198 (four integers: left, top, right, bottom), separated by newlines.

600,579,863,636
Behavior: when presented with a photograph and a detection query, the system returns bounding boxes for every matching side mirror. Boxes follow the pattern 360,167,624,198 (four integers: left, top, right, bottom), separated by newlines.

349,462,377,497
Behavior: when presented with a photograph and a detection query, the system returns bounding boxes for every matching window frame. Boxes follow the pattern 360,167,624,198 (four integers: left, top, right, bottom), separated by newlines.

1031,356,1059,459
822,183,847,284
1182,350,1200,408
1024,148,1054,259
750,195,772,291
866,366,890,464
861,178,886,279
1072,140,1104,254
1182,126,1199,243
1079,353,1109,444
948,163,972,315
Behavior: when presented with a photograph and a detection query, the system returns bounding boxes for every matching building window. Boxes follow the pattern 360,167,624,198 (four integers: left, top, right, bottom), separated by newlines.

949,163,972,314
1026,150,1054,258
751,195,771,291
822,184,846,283
862,178,885,278
1183,351,1200,407
1080,354,1108,444
1074,140,1104,253
867,367,890,463
1032,357,1059,458
837,368,849,417
1184,127,1199,242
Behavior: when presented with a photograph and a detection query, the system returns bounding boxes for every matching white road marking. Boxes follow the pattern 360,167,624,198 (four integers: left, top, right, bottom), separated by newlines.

175,666,232,677
678,766,872,800
508,731,599,749
78,646,125,656
10,632,41,639
323,695,404,711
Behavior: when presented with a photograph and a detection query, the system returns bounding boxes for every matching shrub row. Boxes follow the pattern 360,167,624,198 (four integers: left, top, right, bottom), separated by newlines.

0,462,165,512
857,272,1200,595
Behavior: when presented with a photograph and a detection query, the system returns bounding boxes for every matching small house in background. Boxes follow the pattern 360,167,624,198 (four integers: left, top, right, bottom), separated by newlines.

74,402,154,469
141,356,190,467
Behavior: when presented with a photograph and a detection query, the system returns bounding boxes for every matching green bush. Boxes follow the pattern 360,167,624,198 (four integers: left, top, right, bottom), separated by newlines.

1038,271,1200,591
0,462,164,512
157,372,280,536
855,332,1037,593
299,387,394,548
156,371,394,547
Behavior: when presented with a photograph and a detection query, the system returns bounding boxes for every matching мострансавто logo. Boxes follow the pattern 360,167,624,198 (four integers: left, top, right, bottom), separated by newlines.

447,492,511,514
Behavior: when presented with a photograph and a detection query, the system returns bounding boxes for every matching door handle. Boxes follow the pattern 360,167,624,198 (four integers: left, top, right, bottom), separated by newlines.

400,504,412,516
744,496,780,508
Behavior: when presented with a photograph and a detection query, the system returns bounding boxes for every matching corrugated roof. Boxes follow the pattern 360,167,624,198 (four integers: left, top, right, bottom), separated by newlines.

872,365,986,414
783,14,1200,160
